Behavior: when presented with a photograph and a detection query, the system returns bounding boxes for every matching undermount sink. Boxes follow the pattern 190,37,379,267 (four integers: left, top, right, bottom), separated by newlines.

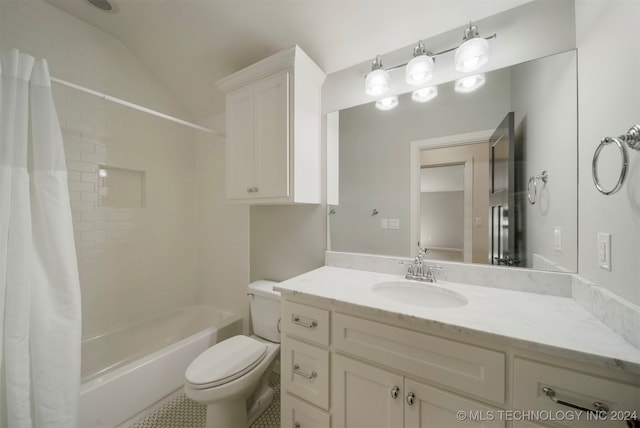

372,281,468,308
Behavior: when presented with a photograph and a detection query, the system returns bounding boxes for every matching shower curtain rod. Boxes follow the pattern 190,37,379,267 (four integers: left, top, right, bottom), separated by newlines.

50,77,221,135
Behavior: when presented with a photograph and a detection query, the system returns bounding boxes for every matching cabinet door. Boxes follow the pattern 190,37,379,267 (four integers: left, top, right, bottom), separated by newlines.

332,354,403,428
226,85,255,199
253,71,290,199
282,393,330,428
404,379,504,428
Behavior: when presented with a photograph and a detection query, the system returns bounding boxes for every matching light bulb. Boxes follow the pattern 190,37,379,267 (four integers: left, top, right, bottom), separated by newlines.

454,74,486,93
365,68,390,96
405,54,434,86
412,86,438,103
375,95,399,111
455,37,489,73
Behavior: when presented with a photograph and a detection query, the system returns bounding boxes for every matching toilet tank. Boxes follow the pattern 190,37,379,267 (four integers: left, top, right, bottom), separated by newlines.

248,280,281,343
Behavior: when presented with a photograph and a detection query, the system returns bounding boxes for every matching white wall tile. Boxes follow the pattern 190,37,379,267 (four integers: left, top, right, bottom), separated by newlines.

1,0,199,339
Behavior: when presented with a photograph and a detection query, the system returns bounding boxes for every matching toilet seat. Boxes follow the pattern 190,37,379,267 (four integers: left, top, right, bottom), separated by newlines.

185,336,267,390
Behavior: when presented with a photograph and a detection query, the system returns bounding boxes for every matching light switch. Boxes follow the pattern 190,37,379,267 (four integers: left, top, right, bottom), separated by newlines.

554,227,562,252
597,232,611,271
474,217,483,228
389,219,400,229
381,219,388,229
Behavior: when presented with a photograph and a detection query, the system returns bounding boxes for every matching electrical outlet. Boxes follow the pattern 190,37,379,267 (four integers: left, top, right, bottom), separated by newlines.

597,232,611,271
389,219,400,229
554,227,562,252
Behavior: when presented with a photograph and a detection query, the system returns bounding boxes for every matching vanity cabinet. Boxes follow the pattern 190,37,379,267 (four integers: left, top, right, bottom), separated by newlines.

280,295,639,428
513,358,639,428
332,354,504,428
280,300,331,427
216,46,325,204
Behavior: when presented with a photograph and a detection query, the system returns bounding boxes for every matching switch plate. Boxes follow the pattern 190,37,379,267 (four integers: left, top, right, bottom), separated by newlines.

597,232,611,271
389,219,400,230
475,217,483,228
554,227,562,252
380,219,388,229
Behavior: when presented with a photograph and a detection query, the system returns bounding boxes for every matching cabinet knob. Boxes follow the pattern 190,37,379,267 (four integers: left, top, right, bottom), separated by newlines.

390,386,400,399
406,392,415,406
294,423,301,428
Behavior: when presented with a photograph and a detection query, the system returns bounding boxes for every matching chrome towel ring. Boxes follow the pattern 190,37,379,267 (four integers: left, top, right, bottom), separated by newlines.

527,170,548,205
592,124,640,195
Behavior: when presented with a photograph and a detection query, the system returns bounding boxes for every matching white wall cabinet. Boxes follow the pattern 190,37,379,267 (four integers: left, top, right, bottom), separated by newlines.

280,296,639,428
217,46,325,204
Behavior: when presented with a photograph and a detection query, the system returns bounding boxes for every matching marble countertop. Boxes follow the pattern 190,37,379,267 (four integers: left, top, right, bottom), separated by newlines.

275,266,640,374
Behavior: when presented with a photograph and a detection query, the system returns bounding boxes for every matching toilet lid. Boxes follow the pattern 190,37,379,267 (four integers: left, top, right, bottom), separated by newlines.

185,335,267,390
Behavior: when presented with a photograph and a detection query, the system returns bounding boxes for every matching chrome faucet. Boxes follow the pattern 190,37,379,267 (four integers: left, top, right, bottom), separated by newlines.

405,248,443,282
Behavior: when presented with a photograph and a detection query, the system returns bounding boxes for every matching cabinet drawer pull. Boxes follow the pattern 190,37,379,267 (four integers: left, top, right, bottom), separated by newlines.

390,386,400,399
292,314,318,329
406,392,415,406
246,186,259,193
293,363,317,380
541,386,609,415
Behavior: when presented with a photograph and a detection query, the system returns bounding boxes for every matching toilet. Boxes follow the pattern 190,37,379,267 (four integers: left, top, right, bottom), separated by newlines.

184,280,281,428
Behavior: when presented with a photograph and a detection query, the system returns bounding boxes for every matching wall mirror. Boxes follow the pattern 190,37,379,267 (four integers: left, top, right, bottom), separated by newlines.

328,49,578,273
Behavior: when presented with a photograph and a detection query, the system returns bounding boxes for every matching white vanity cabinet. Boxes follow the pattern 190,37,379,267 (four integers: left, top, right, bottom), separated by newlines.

279,295,639,428
332,354,504,428
216,46,325,204
280,300,331,428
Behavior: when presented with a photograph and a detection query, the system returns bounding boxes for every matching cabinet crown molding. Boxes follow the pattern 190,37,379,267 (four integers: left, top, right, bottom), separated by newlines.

216,45,326,93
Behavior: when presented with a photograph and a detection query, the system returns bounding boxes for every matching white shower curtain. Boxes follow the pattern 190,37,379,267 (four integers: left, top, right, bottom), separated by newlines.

0,49,82,427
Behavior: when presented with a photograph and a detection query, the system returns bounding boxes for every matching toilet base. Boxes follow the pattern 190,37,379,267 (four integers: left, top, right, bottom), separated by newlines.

205,397,247,428
247,385,274,426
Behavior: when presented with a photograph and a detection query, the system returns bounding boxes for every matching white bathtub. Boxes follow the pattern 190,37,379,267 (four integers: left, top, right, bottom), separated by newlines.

79,305,242,427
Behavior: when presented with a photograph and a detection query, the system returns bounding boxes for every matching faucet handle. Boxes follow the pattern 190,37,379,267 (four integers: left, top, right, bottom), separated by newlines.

424,265,443,282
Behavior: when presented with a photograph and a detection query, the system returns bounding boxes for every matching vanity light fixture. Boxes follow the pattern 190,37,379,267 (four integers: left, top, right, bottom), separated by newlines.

375,95,399,111
411,86,438,103
365,55,391,96
454,24,490,73
364,22,495,96
454,73,486,93
405,41,434,86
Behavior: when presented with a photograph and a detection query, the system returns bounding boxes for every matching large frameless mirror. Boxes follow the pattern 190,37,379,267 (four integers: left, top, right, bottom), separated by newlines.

329,49,577,273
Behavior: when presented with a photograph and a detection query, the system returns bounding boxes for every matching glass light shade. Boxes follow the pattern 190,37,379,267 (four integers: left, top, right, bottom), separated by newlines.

365,68,390,96
454,74,486,93
412,86,438,103
405,55,434,86
375,95,399,111
454,37,489,72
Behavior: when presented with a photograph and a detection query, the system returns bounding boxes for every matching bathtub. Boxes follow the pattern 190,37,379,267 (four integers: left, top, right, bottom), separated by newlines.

79,305,242,427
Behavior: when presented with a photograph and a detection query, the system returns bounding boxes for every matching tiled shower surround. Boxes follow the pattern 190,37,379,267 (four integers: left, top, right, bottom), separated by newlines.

1,0,200,339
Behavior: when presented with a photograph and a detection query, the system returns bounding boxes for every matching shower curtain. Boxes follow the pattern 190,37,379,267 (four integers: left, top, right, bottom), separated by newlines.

0,49,82,427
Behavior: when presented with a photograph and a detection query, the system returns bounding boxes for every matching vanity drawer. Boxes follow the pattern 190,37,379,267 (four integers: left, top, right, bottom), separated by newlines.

281,337,330,410
282,300,330,346
513,358,640,427
332,313,505,404
282,392,331,428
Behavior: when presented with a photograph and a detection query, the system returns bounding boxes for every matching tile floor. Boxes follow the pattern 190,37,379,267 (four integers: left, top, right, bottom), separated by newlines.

129,371,280,428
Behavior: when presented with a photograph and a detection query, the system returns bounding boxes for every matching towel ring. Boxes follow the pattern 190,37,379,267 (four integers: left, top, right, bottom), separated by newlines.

592,124,639,196
527,170,548,205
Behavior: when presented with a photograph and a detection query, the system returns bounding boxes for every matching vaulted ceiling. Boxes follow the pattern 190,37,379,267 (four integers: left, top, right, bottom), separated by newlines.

45,0,532,120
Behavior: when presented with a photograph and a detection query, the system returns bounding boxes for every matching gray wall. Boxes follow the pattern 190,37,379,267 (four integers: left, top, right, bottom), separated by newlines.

576,0,640,305
510,51,578,271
